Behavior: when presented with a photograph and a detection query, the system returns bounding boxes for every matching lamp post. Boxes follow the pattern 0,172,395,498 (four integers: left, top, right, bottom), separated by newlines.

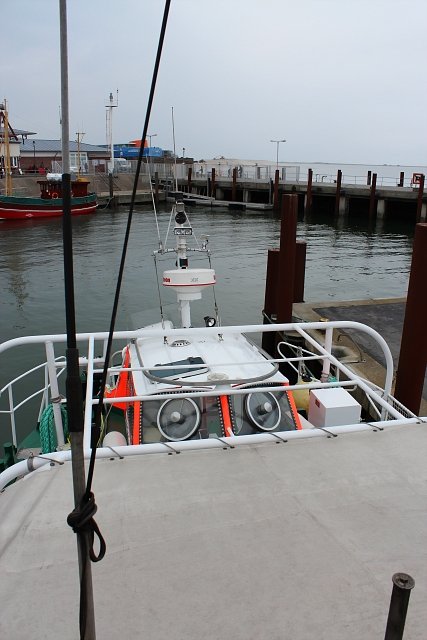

270,138,286,172
32,140,36,172
182,147,185,158
147,133,157,152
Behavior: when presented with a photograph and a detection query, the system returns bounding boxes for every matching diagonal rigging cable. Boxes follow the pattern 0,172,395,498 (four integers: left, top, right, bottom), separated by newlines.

85,0,171,496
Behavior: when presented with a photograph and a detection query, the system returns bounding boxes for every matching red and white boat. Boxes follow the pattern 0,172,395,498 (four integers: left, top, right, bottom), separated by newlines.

0,177,97,220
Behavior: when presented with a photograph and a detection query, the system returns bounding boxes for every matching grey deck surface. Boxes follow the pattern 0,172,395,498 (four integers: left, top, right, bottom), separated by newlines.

1,423,426,639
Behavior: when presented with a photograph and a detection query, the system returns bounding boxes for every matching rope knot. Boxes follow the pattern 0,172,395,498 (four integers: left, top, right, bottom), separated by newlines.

67,491,106,562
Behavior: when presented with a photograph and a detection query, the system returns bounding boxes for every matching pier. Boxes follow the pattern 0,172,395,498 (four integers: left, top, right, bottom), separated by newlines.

174,172,427,222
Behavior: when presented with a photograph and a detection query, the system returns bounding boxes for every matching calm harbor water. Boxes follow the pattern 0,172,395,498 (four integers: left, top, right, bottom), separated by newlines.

0,205,414,343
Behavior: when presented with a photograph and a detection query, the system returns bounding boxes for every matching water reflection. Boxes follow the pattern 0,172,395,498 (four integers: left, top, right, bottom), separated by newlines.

0,206,415,344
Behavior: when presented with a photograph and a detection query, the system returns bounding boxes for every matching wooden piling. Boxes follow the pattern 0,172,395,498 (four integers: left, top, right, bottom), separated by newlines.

334,169,342,216
108,172,114,198
232,167,237,201
416,174,424,223
211,167,216,199
367,171,372,186
305,168,313,216
294,241,307,303
399,171,404,187
394,223,427,414
277,194,298,323
369,172,377,218
187,167,192,193
262,248,280,354
273,169,280,211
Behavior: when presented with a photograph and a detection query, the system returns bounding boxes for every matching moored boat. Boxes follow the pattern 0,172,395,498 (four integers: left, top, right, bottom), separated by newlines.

0,177,97,219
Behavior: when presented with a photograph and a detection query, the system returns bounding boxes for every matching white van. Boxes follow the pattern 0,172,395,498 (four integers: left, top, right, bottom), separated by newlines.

114,158,132,172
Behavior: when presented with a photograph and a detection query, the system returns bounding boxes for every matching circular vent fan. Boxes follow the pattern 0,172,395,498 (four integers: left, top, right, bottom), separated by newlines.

245,391,281,431
157,398,201,441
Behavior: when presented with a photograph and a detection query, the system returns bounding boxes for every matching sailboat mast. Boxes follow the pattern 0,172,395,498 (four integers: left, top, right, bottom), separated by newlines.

1,100,13,196
59,0,97,637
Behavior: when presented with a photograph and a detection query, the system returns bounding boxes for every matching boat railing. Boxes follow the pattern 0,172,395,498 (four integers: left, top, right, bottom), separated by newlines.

0,320,414,452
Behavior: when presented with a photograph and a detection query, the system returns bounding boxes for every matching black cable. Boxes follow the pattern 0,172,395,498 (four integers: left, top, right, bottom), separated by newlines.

85,0,171,496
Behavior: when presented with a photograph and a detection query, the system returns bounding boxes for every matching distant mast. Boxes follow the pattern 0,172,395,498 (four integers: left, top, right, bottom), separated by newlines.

0,100,13,196
105,90,118,174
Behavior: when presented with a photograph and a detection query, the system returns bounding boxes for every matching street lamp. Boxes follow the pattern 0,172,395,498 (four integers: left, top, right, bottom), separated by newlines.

147,133,157,149
270,138,286,172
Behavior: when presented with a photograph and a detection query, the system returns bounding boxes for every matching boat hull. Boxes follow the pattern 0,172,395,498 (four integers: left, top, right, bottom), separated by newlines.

0,193,97,219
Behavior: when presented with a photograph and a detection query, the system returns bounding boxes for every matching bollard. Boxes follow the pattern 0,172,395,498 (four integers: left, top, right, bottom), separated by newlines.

415,173,424,223
369,172,377,218
273,169,280,211
367,170,372,186
384,573,415,640
277,194,298,324
305,168,313,216
334,169,342,216
394,223,427,414
398,171,404,187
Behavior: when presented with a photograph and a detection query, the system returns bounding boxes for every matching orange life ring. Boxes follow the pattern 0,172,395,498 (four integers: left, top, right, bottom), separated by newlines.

51,192,58,199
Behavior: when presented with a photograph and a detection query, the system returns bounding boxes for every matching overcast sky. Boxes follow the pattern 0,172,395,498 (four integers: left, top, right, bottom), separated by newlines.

3,0,427,165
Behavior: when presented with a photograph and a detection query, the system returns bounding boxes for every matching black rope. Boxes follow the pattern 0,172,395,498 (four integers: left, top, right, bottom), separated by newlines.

67,491,106,637
86,0,171,497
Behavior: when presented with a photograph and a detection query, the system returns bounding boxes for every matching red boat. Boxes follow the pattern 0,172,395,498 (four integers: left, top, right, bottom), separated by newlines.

0,178,97,220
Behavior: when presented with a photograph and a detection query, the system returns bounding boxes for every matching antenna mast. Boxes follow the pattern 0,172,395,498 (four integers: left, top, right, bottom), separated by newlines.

105,89,118,174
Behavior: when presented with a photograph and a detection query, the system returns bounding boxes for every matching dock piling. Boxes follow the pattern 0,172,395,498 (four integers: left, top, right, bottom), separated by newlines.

273,169,280,211
334,169,342,216
416,174,424,223
369,172,377,218
187,167,192,193
232,167,237,201
211,168,216,199
367,171,372,186
277,194,298,324
398,171,404,187
305,168,313,217
394,223,427,414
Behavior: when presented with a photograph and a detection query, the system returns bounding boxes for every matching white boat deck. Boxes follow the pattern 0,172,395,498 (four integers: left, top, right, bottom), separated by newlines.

1,421,426,639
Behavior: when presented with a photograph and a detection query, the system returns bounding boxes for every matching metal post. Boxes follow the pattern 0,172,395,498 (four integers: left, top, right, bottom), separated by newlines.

154,171,159,205
369,172,377,218
384,573,415,640
394,223,427,414
277,194,298,323
398,171,404,187
45,341,65,448
367,170,372,186
334,169,342,216
416,173,424,223
59,1,96,637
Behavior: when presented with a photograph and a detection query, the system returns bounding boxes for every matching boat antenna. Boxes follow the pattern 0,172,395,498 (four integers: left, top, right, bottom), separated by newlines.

87,0,171,517
58,2,104,639
171,106,178,192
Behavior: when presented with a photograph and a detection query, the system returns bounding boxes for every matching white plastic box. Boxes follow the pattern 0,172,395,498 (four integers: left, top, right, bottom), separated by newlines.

308,388,361,428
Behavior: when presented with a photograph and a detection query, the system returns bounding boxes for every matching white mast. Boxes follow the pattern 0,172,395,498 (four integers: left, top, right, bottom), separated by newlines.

105,90,118,174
